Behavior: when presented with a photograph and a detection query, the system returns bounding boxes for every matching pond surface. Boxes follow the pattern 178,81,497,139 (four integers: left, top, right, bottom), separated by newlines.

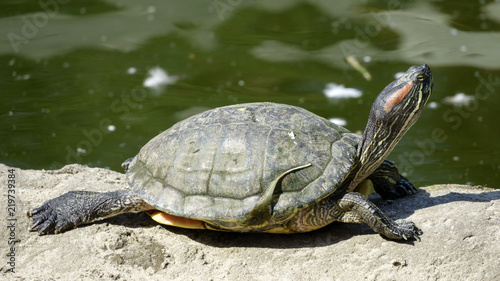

1,0,500,188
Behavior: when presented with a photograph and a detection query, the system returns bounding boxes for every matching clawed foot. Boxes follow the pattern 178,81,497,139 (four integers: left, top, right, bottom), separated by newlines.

28,192,85,235
374,175,418,200
370,160,418,200
28,203,71,235
28,205,56,235
384,219,423,241
394,176,418,197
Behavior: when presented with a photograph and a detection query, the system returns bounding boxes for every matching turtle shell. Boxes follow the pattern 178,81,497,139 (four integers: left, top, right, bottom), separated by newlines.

126,103,360,229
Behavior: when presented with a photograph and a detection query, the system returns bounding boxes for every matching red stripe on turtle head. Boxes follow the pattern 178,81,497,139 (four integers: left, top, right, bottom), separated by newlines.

383,82,413,113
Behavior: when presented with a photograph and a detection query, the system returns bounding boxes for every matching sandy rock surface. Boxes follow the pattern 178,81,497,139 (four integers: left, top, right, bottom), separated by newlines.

0,163,499,280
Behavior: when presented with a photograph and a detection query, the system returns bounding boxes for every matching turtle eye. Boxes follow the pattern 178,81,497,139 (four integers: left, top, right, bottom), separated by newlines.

416,73,425,82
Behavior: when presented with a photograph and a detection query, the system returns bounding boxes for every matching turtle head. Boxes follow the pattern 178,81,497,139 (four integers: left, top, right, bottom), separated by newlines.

348,64,433,191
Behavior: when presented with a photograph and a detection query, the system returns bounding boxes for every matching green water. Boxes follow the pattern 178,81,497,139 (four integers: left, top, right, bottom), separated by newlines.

1,0,500,188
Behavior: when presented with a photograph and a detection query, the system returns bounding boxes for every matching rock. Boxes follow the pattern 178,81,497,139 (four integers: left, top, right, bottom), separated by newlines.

0,163,499,280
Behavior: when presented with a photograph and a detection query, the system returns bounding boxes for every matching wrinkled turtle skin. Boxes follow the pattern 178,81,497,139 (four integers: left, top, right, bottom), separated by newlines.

126,103,360,231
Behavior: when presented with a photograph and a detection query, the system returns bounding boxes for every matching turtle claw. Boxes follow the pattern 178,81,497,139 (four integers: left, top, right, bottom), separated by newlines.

28,194,81,235
29,203,59,235
395,176,418,196
390,219,422,241
370,160,418,200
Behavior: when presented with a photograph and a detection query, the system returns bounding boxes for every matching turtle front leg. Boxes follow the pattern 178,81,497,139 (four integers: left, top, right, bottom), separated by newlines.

28,189,154,235
288,192,422,240
336,192,422,240
368,160,417,200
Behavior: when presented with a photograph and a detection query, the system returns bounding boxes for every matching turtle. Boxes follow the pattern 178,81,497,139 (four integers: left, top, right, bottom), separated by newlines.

29,64,432,240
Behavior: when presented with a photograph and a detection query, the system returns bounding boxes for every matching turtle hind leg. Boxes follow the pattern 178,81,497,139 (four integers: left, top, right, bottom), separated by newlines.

28,189,154,235
337,192,422,240
368,160,417,200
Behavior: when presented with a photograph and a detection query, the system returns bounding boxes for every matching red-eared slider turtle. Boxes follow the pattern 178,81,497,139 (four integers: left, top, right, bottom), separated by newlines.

29,64,432,240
